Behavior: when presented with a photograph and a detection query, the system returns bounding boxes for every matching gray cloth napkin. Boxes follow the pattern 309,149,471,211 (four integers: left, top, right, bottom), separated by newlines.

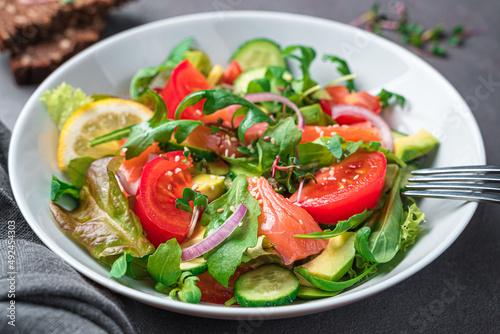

0,121,136,334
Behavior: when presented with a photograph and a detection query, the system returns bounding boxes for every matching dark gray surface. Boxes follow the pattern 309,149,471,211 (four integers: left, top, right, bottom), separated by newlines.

1,0,500,333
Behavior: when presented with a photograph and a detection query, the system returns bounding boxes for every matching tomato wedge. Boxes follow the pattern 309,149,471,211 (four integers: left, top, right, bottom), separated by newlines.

197,266,251,304
160,59,211,120
300,124,380,144
247,177,328,265
222,60,243,85
134,151,193,246
319,85,382,124
290,151,386,224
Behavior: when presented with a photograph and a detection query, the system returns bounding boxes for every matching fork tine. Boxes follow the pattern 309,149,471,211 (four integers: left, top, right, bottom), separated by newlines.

405,183,500,192
402,190,500,204
407,175,500,183
411,165,500,175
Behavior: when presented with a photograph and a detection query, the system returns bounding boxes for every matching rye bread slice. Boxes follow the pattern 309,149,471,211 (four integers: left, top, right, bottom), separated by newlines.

10,16,105,85
0,0,129,52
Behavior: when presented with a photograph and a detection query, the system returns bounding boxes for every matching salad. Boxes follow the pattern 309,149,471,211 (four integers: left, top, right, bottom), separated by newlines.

45,37,439,306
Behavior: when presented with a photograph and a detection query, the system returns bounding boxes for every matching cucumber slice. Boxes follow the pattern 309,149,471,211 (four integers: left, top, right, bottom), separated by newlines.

230,38,286,71
233,66,292,94
180,257,207,276
234,264,299,307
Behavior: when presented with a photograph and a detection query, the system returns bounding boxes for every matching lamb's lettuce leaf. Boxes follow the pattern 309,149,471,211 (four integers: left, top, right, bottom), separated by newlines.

147,239,182,287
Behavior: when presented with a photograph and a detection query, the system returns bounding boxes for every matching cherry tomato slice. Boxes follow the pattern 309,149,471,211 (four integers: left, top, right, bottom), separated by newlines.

160,59,211,120
247,177,328,265
222,60,243,85
134,151,193,246
197,266,251,304
289,151,386,224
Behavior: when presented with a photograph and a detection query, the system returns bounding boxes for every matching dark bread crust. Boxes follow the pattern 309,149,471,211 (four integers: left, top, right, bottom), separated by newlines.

0,0,130,52
10,16,105,85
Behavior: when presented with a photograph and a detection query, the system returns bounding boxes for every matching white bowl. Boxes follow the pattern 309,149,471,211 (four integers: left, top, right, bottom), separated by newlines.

9,11,485,320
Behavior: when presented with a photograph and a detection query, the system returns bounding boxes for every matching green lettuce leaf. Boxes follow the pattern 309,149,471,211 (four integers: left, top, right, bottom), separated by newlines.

40,82,93,130
67,157,96,189
200,175,261,287
400,203,425,251
49,156,155,265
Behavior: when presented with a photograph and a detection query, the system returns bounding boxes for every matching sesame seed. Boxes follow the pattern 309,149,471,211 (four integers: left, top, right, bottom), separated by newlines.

230,205,236,212
217,208,224,213
167,184,173,191
328,177,335,181
250,148,256,154
174,155,180,162
258,199,263,205
224,149,229,157
329,169,334,176
184,146,189,152
210,185,215,191
341,178,346,183
192,184,198,190
353,175,359,180
298,219,303,225
167,171,173,176
238,221,243,227
210,175,216,179
230,153,236,159
270,137,276,145
315,126,321,133
218,176,225,180
332,124,339,128
319,131,324,137
175,168,182,174
226,138,232,146
339,184,344,189
230,137,237,142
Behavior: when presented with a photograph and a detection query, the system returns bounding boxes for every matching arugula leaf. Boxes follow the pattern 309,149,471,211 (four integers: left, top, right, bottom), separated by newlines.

174,89,275,142
377,89,406,108
155,271,202,304
282,45,318,93
67,157,96,189
200,175,261,287
400,203,425,251
224,117,303,176
49,157,155,265
130,38,194,99
294,264,377,292
354,170,404,263
51,175,79,201
175,188,208,214
323,55,356,92
147,239,182,287
90,90,202,159
294,208,373,239
40,82,93,129
109,252,150,279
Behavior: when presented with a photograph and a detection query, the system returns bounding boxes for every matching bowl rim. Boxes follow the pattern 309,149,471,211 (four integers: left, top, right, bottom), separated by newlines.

8,10,485,320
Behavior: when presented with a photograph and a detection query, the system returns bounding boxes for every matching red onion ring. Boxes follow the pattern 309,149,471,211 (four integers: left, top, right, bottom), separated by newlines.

330,104,394,151
115,169,140,196
181,204,247,261
243,92,305,131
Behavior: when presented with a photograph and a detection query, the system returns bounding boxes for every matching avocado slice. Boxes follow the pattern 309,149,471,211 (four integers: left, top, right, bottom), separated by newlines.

205,160,230,176
297,232,356,287
192,173,226,202
184,50,212,76
394,129,439,162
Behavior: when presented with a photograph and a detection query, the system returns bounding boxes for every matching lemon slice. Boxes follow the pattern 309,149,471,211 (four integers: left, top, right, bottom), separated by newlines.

57,98,153,170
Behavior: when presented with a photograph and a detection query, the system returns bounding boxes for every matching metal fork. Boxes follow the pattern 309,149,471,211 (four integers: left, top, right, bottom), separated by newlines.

402,165,500,204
